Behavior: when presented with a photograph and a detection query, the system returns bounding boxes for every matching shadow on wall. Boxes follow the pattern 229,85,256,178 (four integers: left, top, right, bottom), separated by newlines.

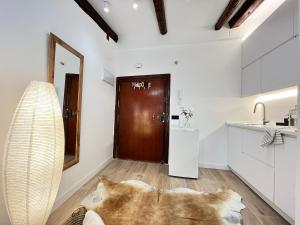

198,124,228,169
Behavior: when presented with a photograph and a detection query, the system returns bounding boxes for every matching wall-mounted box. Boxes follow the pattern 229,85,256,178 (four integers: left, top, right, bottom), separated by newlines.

102,69,115,86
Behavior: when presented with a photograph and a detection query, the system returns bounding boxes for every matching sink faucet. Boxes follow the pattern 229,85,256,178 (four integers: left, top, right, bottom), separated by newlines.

253,102,269,125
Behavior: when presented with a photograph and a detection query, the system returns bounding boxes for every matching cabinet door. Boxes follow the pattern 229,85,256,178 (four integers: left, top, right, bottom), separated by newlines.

274,137,297,219
242,60,261,97
242,0,294,66
228,126,243,172
239,152,275,201
169,129,199,178
242,129,275,167
261,38,299,92
239,129,275,201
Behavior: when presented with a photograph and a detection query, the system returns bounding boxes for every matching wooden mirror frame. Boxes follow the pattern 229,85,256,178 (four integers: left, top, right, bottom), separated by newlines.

48,33,84,170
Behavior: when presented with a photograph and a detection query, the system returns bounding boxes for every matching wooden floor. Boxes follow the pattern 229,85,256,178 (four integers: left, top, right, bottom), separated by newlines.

46,159,290,225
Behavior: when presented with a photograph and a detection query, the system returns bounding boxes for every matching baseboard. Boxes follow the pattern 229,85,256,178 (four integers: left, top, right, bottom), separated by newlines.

199,162,229,170
53,157,113,210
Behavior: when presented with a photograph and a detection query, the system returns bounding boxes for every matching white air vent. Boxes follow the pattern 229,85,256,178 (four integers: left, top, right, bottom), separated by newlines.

102,69,115,86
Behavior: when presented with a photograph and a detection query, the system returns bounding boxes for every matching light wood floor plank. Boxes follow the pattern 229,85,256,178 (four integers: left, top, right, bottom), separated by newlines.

46,159,290,225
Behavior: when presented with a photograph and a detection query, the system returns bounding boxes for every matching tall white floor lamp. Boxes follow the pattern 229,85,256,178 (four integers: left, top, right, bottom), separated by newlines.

2,81,65,225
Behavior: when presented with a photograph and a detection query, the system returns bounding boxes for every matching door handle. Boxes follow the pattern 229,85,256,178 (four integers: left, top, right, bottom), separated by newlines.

152,112,168,123
160,112,165,123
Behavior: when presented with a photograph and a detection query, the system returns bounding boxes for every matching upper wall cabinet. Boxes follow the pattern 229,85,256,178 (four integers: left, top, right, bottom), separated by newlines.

242,60,261,97
261,37,299,93
242,0,296,67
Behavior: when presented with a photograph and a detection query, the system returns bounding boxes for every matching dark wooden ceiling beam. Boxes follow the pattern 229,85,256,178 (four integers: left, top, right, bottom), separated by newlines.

229,0,264,29
153,0,167,35
74,0,118,42
215,0,242,30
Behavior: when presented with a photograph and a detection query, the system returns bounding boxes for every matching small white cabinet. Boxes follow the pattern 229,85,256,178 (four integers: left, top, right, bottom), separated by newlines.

242,61,261,97
274,137,297,219
169,128,199,179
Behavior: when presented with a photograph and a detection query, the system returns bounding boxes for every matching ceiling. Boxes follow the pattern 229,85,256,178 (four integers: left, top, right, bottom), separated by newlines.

87,0,286,49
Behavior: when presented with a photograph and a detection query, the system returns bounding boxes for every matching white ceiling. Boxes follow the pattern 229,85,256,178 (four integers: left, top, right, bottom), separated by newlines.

87,0,286,49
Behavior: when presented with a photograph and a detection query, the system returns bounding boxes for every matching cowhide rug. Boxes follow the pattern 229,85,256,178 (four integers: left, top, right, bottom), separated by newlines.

81,176,245,225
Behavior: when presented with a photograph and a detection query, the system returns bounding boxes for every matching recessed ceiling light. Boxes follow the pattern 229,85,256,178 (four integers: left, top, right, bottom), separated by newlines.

133,3,138,9
103,0,110,13
132,0,140,10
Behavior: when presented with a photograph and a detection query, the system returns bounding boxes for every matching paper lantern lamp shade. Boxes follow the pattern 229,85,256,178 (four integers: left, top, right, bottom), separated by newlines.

2,81,65,225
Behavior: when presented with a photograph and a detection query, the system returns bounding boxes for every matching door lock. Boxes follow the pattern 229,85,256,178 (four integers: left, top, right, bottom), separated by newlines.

152,112,168,123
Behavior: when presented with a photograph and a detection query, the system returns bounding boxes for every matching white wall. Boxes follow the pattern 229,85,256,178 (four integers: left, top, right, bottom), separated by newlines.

114,42,299,169
114,41,256,169
264,95,297,122
0,1,117,224
250,88,298,123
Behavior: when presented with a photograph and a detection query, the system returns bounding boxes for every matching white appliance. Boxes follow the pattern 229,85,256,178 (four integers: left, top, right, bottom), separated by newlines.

168,127,199,179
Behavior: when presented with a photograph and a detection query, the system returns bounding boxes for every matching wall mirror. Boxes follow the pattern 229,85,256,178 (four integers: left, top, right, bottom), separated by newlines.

48,33,84,170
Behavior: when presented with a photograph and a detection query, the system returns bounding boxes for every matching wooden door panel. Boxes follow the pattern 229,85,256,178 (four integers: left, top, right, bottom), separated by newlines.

115,75,170,163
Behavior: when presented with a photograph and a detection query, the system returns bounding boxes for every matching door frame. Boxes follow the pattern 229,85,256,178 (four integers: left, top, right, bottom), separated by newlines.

113,74,171,163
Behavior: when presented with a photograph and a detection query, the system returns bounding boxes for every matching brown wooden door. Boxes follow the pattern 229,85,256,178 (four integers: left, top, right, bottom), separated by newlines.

114,75,170,163
63,74,79,156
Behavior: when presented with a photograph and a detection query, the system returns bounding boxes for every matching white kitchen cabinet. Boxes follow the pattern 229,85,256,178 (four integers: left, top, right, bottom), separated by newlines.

227,124,297,222
241,0,299,97
242,60,261,97
261,37,299,92
169,128,199,179
239,152,275,202
274,137,297,219
239,129,275,201
228,127,275,201
242,129,275,167
242,0,295,67
242,36,299,97
227,126,243,172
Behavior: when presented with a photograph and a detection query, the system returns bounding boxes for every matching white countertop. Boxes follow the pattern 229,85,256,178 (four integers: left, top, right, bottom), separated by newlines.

227,122,297,138
170,127,199,132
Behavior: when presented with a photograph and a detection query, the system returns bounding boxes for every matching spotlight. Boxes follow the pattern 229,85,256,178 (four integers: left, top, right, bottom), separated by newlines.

132,0,140,9
103,0,110,13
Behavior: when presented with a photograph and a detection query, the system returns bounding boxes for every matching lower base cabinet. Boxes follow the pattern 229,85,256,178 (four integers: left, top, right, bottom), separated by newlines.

239,153,275,202
274,137,297,219
228,126,243,172
228,126,297,221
